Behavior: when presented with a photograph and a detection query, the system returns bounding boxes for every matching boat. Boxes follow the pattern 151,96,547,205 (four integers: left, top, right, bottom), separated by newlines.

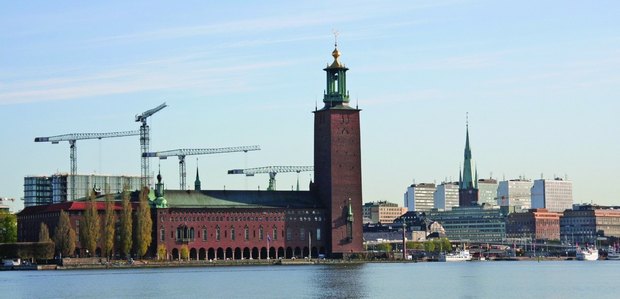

576,246,599,261
439,249,472,262
607,246,620,260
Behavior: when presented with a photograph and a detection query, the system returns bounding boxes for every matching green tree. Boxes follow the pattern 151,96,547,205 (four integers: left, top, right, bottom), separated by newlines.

39,222,52,243
119,189,133,258
424,240,435,253
54,210,76,257
180,244,189,260
440,238,452,252
80,192,100,257
103,193,116,260
0,212,17,243
157,244,167,261
406,241,424,250
134,186,153,258
376,242,392,252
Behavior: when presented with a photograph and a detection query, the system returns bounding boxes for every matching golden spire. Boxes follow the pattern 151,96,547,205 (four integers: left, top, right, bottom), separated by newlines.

330,30,343,68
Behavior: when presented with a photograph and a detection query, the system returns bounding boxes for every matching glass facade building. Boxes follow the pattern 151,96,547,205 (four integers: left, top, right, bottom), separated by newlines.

531,178,573,213
433,182,459,211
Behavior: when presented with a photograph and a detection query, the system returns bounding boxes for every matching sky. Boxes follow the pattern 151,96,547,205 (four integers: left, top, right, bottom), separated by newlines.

1,0,619,212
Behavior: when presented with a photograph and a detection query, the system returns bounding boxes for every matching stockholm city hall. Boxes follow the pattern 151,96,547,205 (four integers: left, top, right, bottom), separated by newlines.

17,43,364,260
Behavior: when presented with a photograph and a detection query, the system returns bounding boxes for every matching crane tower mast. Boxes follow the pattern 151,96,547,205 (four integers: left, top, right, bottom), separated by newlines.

135,103,167,187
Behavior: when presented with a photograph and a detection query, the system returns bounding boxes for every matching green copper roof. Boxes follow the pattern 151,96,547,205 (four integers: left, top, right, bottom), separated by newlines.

460,123,478,190
161,190,323,209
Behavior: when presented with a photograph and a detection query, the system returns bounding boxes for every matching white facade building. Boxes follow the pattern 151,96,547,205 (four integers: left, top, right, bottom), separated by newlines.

531,178,573,213
434,182,459,211
404,183,436,212
497,179,533,210
478,178,498,206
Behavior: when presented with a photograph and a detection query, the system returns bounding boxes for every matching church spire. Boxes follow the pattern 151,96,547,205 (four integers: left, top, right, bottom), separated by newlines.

322,34,350,109
459,113,479,206
194,161,201,191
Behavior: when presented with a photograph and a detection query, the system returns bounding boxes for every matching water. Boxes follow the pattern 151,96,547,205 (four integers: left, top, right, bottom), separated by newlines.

1,261,620,298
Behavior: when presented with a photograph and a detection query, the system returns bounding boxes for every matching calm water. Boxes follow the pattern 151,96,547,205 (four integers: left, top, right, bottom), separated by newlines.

2,261,620,298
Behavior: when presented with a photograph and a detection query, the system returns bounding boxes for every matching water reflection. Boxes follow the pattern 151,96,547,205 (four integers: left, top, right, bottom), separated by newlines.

312,264,368,298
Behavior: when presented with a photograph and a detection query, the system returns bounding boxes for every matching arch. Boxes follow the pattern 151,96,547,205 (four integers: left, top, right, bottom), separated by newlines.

243,247,251,259
190,248,197,261
260,247,268,259
294,247,301,258
217,247,224,260
225,247,233,260
278,247,285,259
252,247,259,259
311,247,318,258
303,247,309,258
208,248,215,260
286,247,293,259
95,247,102,257
172,248,179,260
269,247,276,259
319,246,326,255
199,248,206,260
234,247,242,260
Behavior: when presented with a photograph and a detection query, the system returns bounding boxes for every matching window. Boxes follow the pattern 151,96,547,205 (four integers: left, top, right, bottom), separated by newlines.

244,226,249,241
160,228,165,241
259,226,264,241
272,227,278,241
231,226,235,241
300,228,306,241
216,226,221,241
316,228,321,241
286,228,292,241
203,229,207,241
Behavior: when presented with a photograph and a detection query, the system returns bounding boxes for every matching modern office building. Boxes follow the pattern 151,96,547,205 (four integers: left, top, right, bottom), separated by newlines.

403,183,436,212
459,122,478,207
497,179,533,210
427,205,507,243
477,178,498,206
363,201,408,224
434,182,459,211
560,204,620,244
24,173,142,207
531,178,573,213
505,208,561,241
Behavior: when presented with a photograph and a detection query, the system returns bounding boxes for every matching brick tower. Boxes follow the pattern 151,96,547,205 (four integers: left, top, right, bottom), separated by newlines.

314,43,363,257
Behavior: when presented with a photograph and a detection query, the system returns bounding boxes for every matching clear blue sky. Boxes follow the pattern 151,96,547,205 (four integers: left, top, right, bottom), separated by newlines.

1,0,619,212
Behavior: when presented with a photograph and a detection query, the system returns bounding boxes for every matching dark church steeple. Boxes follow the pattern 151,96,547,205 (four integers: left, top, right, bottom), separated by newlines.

194,164,201,191
459,114,479,206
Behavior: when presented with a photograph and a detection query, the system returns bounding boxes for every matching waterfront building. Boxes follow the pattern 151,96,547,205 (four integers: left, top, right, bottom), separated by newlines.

497,179,533,210
17,44,364,259
505,208,561,241
393,211,429,232
434,182,459,211
477,178,498,206
427,205,507,243
560,204,620,244
459,121,478,207
363,201,407,224
403,183,436,212
531,178,573,213
24,173,141,207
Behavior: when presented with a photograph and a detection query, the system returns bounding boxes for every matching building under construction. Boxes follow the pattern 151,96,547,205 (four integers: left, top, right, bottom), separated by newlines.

18,44,364,259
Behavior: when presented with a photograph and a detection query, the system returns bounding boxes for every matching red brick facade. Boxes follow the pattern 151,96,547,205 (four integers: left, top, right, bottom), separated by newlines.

506,208,561,241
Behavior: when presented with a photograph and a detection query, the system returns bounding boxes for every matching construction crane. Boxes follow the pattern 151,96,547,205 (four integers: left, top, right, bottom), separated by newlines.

143,145,261,190
135,103,167,187
34,130,140,200
228,166,314,191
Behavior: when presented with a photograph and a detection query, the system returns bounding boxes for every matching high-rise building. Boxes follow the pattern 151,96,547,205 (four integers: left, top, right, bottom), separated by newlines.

459,121,478,206
434,182,459,211
497,179,533,210
531,178,573,213
478,178,498,206
363,201,408,224
24,173,142,207
403,183,436,212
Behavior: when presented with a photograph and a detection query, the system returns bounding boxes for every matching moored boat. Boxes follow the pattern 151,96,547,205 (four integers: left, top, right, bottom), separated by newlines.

576,246,598,261
439,249,472,262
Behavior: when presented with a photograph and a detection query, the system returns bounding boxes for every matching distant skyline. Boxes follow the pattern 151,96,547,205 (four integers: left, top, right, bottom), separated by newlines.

1,0,619,212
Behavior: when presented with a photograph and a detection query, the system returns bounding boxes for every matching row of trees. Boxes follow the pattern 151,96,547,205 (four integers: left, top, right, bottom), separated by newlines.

0,211,17,243
374,238,453,254
40,187,153,259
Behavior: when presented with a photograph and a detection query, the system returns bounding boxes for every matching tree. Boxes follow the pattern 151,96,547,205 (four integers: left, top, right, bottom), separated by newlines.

39,222,52,243
119,189,133,258
79,192,100,257
0,212,17,243
157,244,167,261
440,238,452,252
180,244,189,260
54,210,76,257
134,186,152,258
376,242,392,252
103,192,116,260
407,241,424,250
424,240,435,253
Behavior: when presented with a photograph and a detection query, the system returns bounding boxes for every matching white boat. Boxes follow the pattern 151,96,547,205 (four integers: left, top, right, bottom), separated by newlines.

439,250,472,262
576,246,598,261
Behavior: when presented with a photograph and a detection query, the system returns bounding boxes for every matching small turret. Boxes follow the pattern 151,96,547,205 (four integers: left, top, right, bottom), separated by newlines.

194,166,201,191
